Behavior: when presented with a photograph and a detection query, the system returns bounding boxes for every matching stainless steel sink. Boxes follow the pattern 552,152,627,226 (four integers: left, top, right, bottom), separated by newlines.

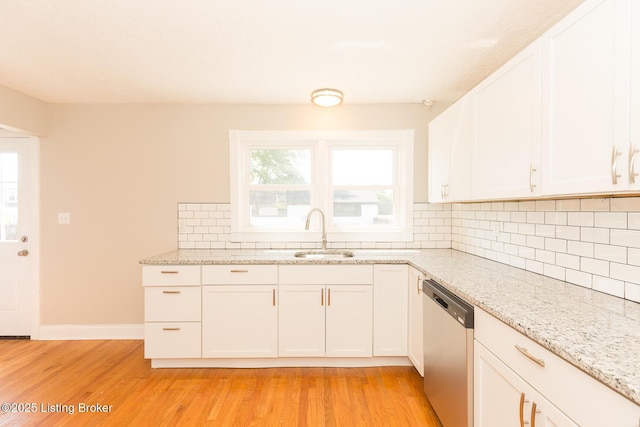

294,250,354,259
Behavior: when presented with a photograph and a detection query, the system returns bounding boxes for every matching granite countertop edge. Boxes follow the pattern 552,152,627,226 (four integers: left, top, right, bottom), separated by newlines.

140,248,640,406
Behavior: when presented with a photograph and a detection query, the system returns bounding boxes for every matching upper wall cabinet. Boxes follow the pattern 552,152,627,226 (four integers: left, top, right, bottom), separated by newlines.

473,39,542,200
428,93,473,203
631,0,640,191
541,0,632,196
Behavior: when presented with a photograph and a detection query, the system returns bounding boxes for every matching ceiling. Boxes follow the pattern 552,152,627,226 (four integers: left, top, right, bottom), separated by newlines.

0,0,584,106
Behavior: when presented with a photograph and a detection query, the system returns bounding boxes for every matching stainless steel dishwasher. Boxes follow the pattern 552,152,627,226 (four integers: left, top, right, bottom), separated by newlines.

423,278,474,427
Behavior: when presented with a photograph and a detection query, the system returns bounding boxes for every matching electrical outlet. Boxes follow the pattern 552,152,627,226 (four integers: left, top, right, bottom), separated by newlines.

58,212,71,224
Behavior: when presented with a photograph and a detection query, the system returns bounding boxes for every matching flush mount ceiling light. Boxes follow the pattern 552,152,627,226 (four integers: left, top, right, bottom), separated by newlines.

311,88,343,107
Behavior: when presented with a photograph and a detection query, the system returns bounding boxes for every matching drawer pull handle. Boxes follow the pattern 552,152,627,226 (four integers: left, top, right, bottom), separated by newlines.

162,327,181,331
160,271,179,274
515,345,545,367
162,290,181,294
230,269,249,273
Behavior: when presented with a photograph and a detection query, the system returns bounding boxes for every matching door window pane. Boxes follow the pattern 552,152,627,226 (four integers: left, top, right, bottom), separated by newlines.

332,149,393,185
0,153,18,241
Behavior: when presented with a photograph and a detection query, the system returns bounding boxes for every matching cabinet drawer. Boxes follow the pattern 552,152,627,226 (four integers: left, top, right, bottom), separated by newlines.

142,265,200,286
144,322,201,359
279,265,373,285
475,309,640,426
145,287,201,322
202,265,278,284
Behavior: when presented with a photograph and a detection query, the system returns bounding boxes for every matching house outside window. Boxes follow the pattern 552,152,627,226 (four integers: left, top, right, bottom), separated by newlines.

229,130,414,243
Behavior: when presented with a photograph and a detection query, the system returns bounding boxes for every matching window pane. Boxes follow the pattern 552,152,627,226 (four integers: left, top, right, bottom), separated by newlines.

249,190,310,227
333,189,394,226
0,153,18,241
250,149,311,185
332,149,393,185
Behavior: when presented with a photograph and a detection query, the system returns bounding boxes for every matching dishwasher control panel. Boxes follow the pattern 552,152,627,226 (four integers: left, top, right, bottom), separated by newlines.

423,278,474,328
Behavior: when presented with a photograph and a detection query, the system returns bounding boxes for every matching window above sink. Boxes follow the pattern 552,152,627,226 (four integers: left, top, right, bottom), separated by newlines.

229,130,414,243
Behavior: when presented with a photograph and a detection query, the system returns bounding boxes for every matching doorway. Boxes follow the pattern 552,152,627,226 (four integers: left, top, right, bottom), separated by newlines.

0,136,39,338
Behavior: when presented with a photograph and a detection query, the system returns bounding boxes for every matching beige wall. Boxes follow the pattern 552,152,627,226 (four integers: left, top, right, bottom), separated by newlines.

0,83,50,135
40,103,436,324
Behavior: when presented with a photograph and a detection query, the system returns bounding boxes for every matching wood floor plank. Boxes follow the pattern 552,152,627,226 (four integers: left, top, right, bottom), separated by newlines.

0,340,442,426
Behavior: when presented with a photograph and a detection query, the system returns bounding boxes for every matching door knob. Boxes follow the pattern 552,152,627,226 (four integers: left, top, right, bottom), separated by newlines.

17,249,29,257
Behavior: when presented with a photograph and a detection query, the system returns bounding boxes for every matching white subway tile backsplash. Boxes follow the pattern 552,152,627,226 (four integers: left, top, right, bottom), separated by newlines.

594,212,627,229
580,227,609,244
451,195,640,301
581,198,610,211
580,257,609,277
592,275,624,298
594,244,627,263
568,212,594,227
610,229,640,249
178,197,640,302
567,241,594,257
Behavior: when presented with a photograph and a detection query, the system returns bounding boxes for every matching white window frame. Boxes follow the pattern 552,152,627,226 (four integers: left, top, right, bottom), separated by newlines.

229,129,414,243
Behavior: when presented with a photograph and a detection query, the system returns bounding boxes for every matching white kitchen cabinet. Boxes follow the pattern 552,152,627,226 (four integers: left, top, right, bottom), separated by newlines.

428,92,473,202
278,265,374,358
475,308,640,427
372,265,408,356
473,38,542,200
407,266,424,376
475,342,577,427
201,265,278,358
631,0,640,191
541,0,632,196
142,265,202,359
202,285,278,358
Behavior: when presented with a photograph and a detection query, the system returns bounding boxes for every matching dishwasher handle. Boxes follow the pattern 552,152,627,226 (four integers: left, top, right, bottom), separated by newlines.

434,294,449,310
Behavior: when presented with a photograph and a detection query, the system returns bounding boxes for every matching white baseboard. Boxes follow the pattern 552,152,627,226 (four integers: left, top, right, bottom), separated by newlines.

39,324,144,340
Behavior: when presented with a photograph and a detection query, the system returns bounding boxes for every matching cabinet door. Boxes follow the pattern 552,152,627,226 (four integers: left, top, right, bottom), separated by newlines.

542,0,631,195
428,94,473,202
373,265,408,356
407,267,424,376
474,342,572,427
325,285,373,357
278,284,326,357
428,108,451,203
473,39,542,199
631,0,640,191
202,285,277,358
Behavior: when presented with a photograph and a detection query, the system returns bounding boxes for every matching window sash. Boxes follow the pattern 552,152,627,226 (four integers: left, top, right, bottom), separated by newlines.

230,130,414,242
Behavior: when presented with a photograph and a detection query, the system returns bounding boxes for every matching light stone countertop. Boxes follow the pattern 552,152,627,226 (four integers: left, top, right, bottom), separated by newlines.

140,248,640,406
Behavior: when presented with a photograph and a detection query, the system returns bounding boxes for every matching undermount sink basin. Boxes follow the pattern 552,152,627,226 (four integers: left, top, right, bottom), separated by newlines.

294,250,355,259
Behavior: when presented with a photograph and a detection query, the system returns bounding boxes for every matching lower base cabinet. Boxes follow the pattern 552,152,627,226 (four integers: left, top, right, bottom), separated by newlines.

475,308,640,427
202,285,278,358
407,267,424,376
475,342,577,427
278,284,373,357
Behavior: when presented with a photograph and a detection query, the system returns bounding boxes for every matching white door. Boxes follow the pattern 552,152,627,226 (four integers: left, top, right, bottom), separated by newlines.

407,267,424,376
0,137,37,337
278,284,326,357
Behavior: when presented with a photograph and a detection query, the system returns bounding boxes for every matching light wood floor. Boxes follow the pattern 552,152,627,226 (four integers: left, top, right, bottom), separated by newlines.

0,340,442,426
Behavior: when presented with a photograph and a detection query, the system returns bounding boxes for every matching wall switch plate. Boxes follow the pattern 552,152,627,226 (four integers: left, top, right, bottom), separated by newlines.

58,212,71,224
